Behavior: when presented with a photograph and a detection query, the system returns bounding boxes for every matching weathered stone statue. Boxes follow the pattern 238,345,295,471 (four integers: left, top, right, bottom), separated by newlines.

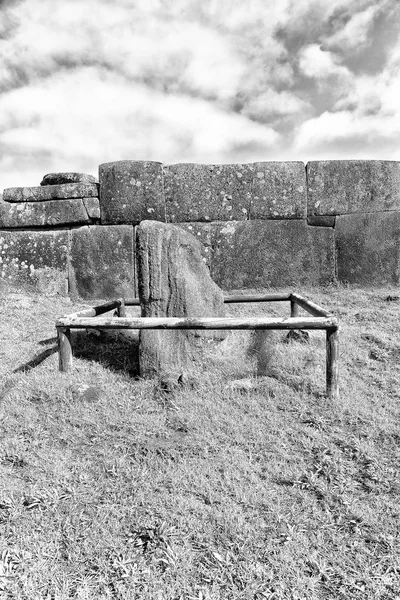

136,220,226,378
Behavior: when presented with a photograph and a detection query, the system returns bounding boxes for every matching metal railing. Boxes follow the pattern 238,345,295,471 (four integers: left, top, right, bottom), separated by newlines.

56,292,339,399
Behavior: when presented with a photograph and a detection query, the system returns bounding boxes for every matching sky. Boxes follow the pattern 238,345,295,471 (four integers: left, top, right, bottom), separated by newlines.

0,0,399,191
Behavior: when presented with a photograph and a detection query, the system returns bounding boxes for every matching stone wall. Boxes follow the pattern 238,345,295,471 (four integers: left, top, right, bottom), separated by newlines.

1,159,399,298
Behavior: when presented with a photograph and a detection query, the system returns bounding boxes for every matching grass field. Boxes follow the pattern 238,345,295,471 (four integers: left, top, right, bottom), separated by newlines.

0,286,399,599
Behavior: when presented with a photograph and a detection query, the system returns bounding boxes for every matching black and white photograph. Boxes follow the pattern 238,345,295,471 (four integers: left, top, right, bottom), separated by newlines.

0,0,399,598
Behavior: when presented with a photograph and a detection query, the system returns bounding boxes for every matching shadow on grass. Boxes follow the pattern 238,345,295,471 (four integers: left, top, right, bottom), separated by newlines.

12,332,140,376
13,344,58,374
72,331,140,376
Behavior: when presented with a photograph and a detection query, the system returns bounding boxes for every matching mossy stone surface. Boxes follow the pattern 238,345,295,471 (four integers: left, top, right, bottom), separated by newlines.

210,220,336,290
99,160,165,225
307,160,400,216
69,225,135,299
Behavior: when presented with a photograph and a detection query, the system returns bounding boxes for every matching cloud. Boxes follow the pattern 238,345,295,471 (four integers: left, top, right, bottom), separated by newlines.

0,0,270,103
0,0,298,191
295,110,399,149
0,0,400,190
241,89,311,123
321,1,397,57
298,43,351,81
293,38,400,158
0,67,280,189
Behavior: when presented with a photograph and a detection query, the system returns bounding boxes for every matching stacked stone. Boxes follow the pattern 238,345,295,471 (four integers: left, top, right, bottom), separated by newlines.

307,161,400,285
99,160,335,289
1,159,400,298
1,172,100,227
0,172,135,298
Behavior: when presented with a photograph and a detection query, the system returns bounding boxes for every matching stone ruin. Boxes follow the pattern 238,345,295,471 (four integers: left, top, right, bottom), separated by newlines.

2,159,400,299
136,220,227,379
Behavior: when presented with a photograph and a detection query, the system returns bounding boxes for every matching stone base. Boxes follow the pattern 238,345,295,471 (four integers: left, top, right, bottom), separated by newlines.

0,230,69,294
336,212,400,285
210,220,336,289
69,225,135,299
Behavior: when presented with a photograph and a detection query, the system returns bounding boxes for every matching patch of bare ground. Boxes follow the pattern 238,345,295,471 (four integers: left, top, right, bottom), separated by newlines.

0,286,399,599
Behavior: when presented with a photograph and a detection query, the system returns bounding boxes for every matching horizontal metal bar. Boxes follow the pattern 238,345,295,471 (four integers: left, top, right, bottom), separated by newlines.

65,299,122,319
124,298,140,306
223,293,291,303
290,293,332,317
124,293,291,306
56,315,338,330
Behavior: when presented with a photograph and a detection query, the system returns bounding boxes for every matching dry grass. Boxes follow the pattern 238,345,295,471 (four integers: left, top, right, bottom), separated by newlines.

0,286,399,599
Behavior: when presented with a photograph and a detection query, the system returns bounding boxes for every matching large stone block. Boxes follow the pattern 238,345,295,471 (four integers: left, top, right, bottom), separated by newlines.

3,183,99,202
210,220,336,290
99,160,165,225
41,172,96,186
69,225,135,299
307,160,400,216
136,221,226,378
250,161,306,219
0,230,68,294
0,199,95,228
335,212,400,285
164,163,253,222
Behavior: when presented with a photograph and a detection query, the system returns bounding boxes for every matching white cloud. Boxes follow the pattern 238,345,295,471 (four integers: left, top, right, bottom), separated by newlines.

0,0,400,184
0,67,280,189
0,0,247,103
294,49,400,159
298,44,350,81
323,3,384,53
293,8,400,158
241,89,310,122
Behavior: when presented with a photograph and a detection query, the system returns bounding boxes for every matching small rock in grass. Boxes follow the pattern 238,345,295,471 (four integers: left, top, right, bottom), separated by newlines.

158,376,180,393
166,414,189,433
227,377,277,396
178,372,198,389
228,378,256,391
70,384,104,402
369,348,388,362
284,330,310,344
28,390,51,404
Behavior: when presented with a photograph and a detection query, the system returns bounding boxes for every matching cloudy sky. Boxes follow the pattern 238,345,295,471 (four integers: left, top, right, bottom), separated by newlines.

0,0,399,190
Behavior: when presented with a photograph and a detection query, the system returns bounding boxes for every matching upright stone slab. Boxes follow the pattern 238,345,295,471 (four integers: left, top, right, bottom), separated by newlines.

307,160,400,216
0,230,68,294
164,163,253,222
211,220,336,289
250,161,306,219
69,225,135,299
335,212,400,285
136,220,226,378
99,160,165,225
176,222,213,268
